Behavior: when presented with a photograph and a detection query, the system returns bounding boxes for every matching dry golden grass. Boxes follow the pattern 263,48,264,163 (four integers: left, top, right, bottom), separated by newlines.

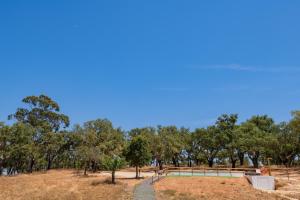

274,178,300,199
155,177,286,200
0,170,142,200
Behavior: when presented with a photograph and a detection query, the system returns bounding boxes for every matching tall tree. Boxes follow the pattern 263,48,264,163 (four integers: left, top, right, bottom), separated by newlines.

4,123,35,175
76,119,125,174
216,114,239,168
271,112,300,167
193,125,226,167
125,136,151,178
240,115,275,168
8,95,69,133
158,126,185,167
0,123,10,175
8,95,70,170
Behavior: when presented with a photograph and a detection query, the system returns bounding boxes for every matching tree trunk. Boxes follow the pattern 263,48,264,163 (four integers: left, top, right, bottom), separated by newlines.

188,157,192,167
47,158,52,170
84,161,88,176
158,160,163,170
231,160,237,168
208,159,214,168
172,157,177,167
0,161,3,176
112,170,116,184
91,160,97,173
84,166,87,176
238,152,244,166
250,157,259,168
135,166,139,179
27,158,35,173
250,151,260,168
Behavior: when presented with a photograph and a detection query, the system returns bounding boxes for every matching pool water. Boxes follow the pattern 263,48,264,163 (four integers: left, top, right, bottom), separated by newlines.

167,171,244,178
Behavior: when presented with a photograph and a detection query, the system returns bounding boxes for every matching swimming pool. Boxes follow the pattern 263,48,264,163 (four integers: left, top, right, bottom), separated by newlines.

167,171,244,178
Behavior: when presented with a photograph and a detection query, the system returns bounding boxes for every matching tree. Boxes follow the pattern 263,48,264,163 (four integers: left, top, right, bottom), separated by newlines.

158,126,185,167
76,129,100,175
102,155,126,184
75,119,125,174
9,95,69,133
215,114,239,168
8,95,70,171
240,115,275,168
4,123,36,175
0,123,10,175
125,136,151,178
128,127,157,167
271,114,300,167
193,126,226,167
40,132,67,170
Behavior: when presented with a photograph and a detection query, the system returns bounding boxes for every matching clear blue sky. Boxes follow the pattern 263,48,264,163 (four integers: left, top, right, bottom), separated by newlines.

1,1,300,130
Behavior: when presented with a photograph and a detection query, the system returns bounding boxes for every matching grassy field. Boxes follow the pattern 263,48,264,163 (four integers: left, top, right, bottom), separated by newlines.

1,170,299,200
154,177,286,200
0,170,142,200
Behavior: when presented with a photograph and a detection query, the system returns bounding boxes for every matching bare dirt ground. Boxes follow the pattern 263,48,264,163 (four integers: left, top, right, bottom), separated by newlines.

0,170,143,200
154,177,286,200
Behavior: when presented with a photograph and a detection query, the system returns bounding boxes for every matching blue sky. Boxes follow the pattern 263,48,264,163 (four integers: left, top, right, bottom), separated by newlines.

1,1,300,130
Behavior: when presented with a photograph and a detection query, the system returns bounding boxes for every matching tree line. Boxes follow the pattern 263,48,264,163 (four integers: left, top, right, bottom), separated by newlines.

1,95,300,182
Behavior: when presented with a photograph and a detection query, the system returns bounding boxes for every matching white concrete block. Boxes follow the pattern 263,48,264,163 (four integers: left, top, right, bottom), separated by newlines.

248,176,275,191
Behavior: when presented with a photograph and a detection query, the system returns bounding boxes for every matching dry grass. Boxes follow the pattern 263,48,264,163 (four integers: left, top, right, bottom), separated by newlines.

0,170,142,200
274,178,300,199
155,177,286,200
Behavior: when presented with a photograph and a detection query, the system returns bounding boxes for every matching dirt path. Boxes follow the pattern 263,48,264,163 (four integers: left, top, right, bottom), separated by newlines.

134,178,155,200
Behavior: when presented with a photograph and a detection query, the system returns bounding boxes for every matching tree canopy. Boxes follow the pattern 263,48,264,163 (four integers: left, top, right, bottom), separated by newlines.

1,95,300,177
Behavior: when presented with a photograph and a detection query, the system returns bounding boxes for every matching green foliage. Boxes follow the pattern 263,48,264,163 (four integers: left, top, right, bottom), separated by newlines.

8,95,69,133
102,155,126,172
238,115,275,168
193,125,226,167
2,94,300,177
102,155,126,184
75,119,125,174
216,114,239,167
125,135,151,178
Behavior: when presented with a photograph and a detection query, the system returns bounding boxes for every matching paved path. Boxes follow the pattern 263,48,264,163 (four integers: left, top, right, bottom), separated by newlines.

133,178,156,200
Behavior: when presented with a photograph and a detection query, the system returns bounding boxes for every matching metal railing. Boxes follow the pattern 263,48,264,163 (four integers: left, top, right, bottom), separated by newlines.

148,166,300,184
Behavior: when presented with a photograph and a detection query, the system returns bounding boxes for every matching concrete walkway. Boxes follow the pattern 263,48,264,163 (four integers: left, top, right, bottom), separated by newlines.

133,178,156,200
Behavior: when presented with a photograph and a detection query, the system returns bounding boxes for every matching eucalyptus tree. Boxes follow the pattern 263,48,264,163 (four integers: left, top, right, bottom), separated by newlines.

8,95,69,133
4,123,35,174
8,95,70,171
